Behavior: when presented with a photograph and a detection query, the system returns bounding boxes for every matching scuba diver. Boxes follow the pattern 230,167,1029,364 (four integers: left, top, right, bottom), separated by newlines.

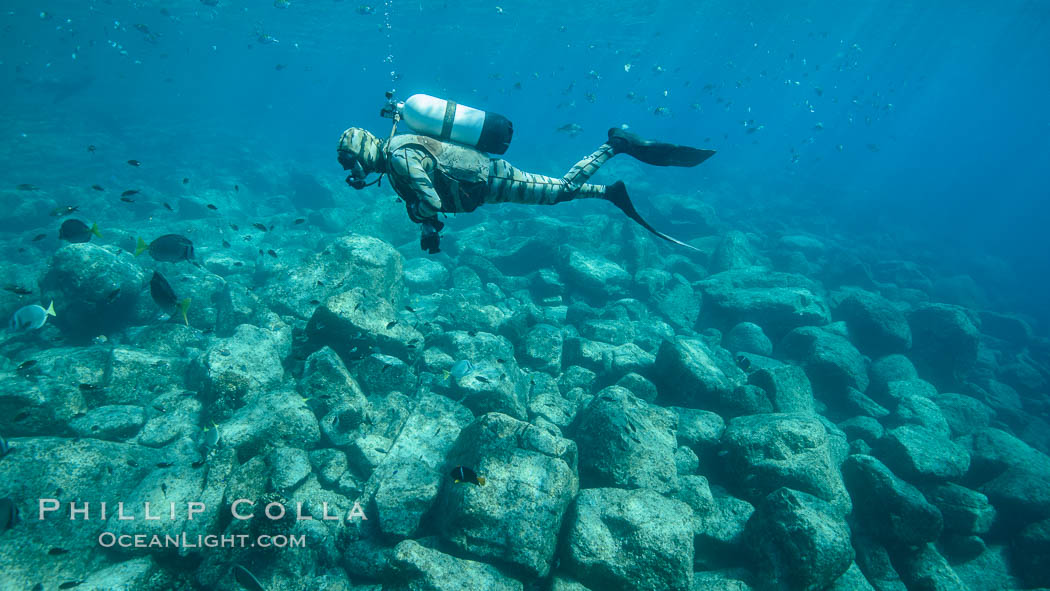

338,93,715,254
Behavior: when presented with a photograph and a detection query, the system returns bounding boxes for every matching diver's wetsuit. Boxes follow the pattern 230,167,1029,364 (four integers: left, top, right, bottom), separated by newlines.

385,134,611,226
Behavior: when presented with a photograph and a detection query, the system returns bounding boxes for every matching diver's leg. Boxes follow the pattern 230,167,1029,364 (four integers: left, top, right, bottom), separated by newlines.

561,144,616,191
487,158,606,206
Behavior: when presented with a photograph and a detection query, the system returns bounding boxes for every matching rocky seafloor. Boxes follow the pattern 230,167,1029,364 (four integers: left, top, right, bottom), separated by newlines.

1,171,1049,591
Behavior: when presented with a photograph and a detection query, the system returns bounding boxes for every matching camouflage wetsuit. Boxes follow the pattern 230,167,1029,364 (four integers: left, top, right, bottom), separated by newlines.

338,127,614,253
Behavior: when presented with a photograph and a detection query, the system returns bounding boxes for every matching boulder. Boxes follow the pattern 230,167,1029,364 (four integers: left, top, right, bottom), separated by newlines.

559,248,631,301
39,243,147,338
909,304,980,388
438,413,577,578
69,405,145,441
778,326,869,397
306,287,423,363
930,392,993,437
834,290,912,355
698,270,830,339
747,365,815,414
877,425,970,482
725,321,773,356
403,257,449,292
841,455,942,547
1016,519,1050,588
386,540,523,591
575,386,678,493
521,323,563,373
563,487,694,591
194,324,286,420
710,231,755,272
745,487,854,591
722,413,851,514
892,544,968,591
652,337,744,411
925,483,995,535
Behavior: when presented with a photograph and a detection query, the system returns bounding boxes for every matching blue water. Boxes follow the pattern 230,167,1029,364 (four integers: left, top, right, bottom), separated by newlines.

4,0,1046,327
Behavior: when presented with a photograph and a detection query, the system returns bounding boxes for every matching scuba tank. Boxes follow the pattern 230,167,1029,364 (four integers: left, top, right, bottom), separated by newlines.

399,94,513,155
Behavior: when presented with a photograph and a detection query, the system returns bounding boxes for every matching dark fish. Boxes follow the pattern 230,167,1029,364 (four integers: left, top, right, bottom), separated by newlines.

136,234,194,262
50,205,78,217
91,184,104,191
127,159,141,167
32,234,46,242
104,288,121,303
735,355,751,371
16,184,38,191
163,202,173,211
266,249,277,258
476,375,490,384
234,184,239,192
222,240,231,248
121,189,140,197
207,204,218,210
386,320,397,329
58,583,82,590
182,177,189,184
450,466,485,486
58,219,102,244
0,435,10,457
120,197,135,203
191,459,206,468
3,285,32,295
127,459,139,467
16,360,37,371
230,224,239,231
275,63,286,70
0,497,18,530
309,299,320,305
405,305,416,313
293,218,305,224
252,223,268,232
150,271,178,308
155,461,174,468
87,145,96,152
233,564,265,591
48,547,69,555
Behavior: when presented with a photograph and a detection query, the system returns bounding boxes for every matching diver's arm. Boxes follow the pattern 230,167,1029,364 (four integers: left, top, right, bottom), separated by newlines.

389,146,443,218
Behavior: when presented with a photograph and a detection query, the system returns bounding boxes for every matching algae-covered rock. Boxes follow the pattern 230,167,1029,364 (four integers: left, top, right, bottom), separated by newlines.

834,289,912,356
575,386,678,493
909,303,980,388
563,487,694,591
779,325,869,397
386,539,523,591
652,336,744,410
841,454,943,547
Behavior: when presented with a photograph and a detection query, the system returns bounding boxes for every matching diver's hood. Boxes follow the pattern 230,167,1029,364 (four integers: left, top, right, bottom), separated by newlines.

337,127,384,174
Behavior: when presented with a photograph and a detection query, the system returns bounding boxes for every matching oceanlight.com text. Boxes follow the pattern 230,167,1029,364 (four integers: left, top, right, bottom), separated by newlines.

97,532,306,549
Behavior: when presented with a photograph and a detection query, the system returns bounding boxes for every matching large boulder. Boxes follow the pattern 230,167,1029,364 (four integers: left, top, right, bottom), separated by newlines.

575,386,678,493
909,304,980,388
841,454,942,547
725,321,774,356
747,365,815,414
652,337,745,411
698,270,831,339
193,324,287,420
778,326,869,397
722,413,851,514
439,413,577,578
306,287,423,363
710,231,756,272
563,487,694,591
559,248,631,301
745,487,854,591
834,289,912,356
386,539,523,591
877,425,970,482
891,544,968,591
39,243,147,338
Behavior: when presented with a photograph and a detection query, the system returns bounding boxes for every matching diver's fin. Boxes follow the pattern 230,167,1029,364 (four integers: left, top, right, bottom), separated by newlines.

604,182,699,252
608,128,716,167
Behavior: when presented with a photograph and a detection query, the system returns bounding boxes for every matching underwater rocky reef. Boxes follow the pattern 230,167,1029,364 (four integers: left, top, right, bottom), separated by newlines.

1,169,1049,591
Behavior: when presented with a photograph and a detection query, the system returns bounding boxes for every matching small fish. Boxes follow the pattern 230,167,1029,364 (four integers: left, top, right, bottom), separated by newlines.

163,202,173,211
58,583,82,590
16,184,38,191
556,123,582,137
121,189,140,197
450,466,485,486
232,564,265,591
58,219,102,243
127,160,141,167
16,360,37,371
207,204,218,210
120,197,135,203
8,302,56,331
266,249,277,258
386,320,398,329
222,240,231,248
405,305,416,313
191,459,206,468
155,461,174,468
476,375,491,384
182,177,189,184
32,234,46,242
252,223,268,232
91,184,104,191
3,285,32,295
234,184,239,192
735,355,751,371
200,422,221,449
309,299,320,305
149,271,177,309
449,359,475,380
230,224,239,231
50,205,78,217
105,288,121,303
0,497,17,531
0,435,10,457
87,145,96,152
275,63,287,71
48,547,70,555
136,234,195,262
78,383,103,392
293,218,305,224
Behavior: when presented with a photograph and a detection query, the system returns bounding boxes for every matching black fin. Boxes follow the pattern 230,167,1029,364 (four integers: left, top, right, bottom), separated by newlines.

608,128,716,167
605,182,699,251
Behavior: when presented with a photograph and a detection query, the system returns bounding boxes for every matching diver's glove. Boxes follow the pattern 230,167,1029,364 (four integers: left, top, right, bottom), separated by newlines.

420,220,442,254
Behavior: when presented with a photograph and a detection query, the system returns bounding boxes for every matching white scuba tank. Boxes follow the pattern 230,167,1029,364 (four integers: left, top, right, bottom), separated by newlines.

401,94,514,155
